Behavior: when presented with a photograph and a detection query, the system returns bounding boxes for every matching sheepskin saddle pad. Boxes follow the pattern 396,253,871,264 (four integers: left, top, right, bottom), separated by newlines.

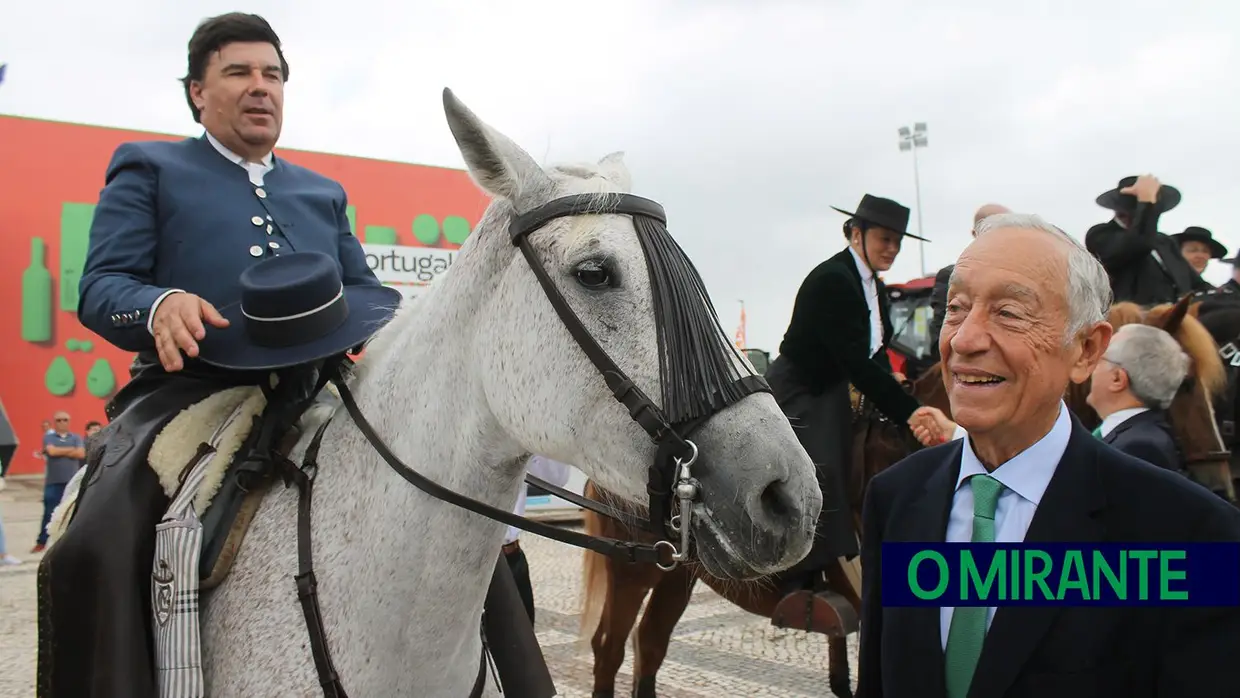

48,385,284,589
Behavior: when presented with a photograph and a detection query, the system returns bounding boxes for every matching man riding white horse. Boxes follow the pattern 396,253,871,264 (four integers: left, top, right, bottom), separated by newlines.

39,14,408,697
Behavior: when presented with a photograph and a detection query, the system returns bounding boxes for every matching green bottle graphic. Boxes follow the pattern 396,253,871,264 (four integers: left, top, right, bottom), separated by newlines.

346,205,357,236
60,203,95,312
443,216,471,245
365,226,398,245
45,356,74,396
413,214,440,245
21,237,53,343
86,358,117,398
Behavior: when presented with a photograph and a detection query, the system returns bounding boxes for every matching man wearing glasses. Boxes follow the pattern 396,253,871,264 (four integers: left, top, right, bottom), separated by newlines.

33,412,85,553
1084,324,1187,473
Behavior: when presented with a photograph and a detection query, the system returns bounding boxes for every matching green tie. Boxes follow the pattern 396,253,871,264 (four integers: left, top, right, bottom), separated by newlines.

945,474,1004,698
1092,425,1103,439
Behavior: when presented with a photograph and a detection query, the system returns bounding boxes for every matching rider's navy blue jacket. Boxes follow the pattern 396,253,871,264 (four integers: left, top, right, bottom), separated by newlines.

77,134,380,352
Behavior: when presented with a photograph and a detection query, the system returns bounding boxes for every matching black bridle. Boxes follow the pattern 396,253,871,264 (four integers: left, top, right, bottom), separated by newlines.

284,192,771,697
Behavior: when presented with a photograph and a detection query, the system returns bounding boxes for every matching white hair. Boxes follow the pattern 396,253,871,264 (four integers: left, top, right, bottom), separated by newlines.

974,212,1114,344
1106,324,1191,409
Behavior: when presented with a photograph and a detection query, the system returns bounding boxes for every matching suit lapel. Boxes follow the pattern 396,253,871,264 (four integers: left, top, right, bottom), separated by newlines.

894,446,962,693
967,419,1107,698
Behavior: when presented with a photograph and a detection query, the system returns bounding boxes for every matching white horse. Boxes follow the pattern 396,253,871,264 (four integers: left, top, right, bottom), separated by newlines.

197,89,823,696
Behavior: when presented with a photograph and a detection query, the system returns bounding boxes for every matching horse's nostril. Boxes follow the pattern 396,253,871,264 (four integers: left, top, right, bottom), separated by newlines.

760,479,795,523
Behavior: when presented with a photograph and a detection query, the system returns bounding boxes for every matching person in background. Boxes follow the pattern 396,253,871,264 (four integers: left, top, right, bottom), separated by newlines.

1171,226,1227,286
1083,324,1188,472
0,471,20,565
765,193,945,633
504,455,573,624
858,212,1240,698
33,411,84,553
928,203,1011,363
1085,174,1211,306
82,420,103,461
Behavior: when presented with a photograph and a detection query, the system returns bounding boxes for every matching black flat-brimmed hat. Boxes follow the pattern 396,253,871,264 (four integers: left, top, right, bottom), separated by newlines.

1096,175,1181,214
197,251,403,371
831,194,929,242
1171,226,1227,259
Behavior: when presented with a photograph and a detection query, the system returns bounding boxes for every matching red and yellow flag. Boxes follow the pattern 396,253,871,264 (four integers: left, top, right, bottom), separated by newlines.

734,302,747,349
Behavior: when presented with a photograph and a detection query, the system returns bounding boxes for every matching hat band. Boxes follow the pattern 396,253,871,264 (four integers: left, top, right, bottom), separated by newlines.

240,286,349,348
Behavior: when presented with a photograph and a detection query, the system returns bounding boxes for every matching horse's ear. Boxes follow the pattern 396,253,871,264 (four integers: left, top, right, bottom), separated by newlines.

441,88,552,207
1164,294,1193,335
597,151,632,191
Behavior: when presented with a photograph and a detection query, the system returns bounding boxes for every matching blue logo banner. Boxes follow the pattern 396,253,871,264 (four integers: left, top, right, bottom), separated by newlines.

881,542,1240,607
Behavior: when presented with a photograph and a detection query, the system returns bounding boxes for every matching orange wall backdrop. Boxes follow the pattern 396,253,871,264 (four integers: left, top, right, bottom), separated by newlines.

0,115,489,476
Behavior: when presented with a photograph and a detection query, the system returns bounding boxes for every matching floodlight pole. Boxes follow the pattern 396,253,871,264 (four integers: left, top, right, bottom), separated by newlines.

898,123,929,277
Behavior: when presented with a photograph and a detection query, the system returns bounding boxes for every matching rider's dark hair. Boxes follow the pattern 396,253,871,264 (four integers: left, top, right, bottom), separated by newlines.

843,218,871,240
181,13,289,123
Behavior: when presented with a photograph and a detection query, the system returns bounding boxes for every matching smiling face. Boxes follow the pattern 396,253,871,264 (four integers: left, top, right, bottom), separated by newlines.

940,227,1111,448
189,41,285,159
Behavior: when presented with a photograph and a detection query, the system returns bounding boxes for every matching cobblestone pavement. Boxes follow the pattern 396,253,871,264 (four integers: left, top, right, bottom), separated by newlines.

0,477,856,697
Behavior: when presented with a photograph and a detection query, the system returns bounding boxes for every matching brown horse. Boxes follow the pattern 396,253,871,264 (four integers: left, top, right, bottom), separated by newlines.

577,297,1229,698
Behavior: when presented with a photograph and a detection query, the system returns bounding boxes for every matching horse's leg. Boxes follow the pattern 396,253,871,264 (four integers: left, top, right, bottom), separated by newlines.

589,558,656,698
828,638,854,698
631,565,696,698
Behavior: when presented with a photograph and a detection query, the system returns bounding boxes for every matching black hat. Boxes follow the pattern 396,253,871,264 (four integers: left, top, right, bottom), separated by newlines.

831,194,929,242
196,252,403,371
1171,226,1227,259
1096,175,1181,214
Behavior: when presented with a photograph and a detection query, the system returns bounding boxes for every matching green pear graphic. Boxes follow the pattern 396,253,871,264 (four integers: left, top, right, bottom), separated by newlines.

443,216,471,244
86,359,116,398
45,356,75,396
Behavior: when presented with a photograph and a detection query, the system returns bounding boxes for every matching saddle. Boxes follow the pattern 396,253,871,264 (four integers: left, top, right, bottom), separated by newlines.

37,366,320,698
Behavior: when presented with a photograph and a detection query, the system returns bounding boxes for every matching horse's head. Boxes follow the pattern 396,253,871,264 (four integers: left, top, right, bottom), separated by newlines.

438,89,821,579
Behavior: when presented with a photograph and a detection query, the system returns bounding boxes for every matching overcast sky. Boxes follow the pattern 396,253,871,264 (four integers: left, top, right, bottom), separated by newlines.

2,1,1237,351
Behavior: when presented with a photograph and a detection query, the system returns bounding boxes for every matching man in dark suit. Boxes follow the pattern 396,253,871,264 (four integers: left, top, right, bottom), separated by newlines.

928,204,1009,364
859,213,1240,698
41,14,390,698
1085,174,1211,306
78,12,380,417
768,194,945,633
1085,323,1187,473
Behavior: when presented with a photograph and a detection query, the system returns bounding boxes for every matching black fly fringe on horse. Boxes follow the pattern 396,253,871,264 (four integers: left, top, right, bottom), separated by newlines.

633,215,757,425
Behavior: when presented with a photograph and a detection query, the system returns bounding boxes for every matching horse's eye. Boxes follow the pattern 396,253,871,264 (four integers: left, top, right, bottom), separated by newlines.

575,260,612,290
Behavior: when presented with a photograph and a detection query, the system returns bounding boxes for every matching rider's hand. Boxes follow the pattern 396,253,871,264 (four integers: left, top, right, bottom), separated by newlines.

151,293,229,372
1119,174,1161,205
908,406,955,446
892,372,907,384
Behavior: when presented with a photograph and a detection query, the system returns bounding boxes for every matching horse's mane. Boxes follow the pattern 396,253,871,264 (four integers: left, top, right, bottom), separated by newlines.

1109,301,1227,398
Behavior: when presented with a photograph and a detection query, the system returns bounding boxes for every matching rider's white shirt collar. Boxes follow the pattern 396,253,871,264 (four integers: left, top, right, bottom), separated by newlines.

205,131,274,186
847,245,883,357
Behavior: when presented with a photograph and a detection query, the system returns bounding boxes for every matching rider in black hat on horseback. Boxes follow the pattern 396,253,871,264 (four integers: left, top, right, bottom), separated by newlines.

1085,174,1212,306
765,194,946,634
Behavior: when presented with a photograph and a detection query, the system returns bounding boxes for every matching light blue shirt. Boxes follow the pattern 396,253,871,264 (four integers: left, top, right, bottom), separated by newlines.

940,401,1072,649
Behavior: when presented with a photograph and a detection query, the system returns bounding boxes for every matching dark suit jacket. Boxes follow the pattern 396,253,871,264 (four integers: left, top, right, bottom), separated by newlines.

777,248,920,423
928,263,953,362
1102,409,1183,473
1084,207,1210,306
858,414,1240,698
78,134,380,354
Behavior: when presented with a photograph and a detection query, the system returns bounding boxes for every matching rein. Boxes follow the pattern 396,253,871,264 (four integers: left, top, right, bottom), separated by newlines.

281,191,771,697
